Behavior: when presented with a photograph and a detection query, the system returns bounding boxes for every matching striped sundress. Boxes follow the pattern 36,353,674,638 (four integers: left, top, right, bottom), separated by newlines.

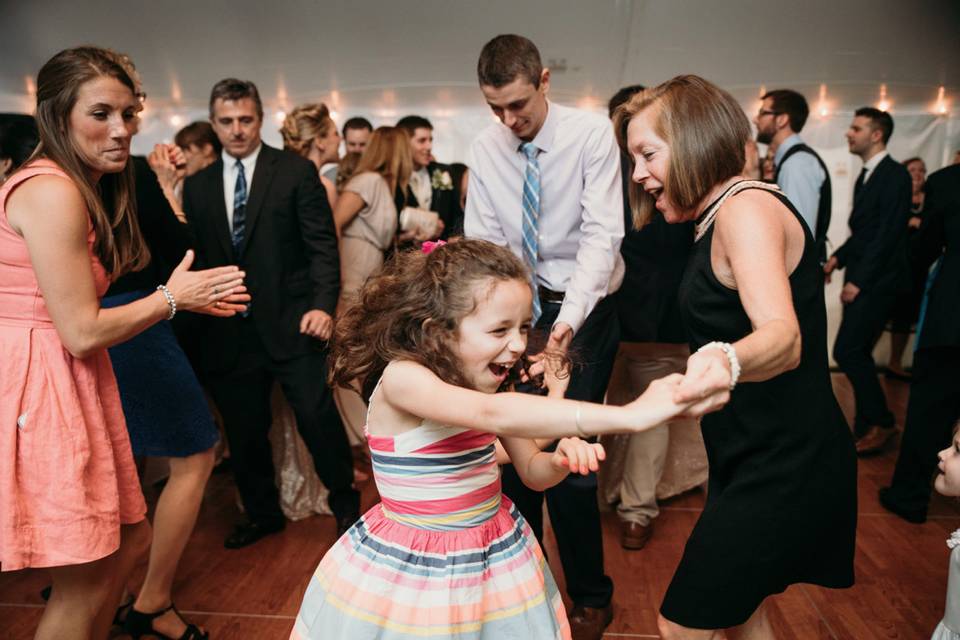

290,393,571,639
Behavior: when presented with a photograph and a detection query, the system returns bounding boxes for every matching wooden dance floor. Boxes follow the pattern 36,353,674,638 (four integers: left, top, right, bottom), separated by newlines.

2,373,956,639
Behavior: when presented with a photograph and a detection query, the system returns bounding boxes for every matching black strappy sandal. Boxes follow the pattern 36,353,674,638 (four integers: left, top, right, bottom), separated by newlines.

124,603,209,640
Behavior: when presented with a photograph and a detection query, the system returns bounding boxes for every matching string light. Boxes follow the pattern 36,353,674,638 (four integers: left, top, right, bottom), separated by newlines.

275,110,286,123
876,84,891,112
933,86,949,115
169,114,184,127
170,78,182,103
816,84,830,117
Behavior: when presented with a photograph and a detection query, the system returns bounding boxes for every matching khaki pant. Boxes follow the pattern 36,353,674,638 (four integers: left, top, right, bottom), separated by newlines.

599,342,708,525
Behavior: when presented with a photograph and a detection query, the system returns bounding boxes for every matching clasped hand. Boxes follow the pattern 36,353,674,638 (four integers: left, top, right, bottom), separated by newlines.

163,250,250,317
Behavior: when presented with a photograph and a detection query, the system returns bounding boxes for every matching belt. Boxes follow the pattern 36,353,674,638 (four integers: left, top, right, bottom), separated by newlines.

538,287,565,304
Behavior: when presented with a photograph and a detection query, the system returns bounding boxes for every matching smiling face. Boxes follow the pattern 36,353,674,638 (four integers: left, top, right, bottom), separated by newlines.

409,127,433,170
68,75,139,180
480,71,550,142
906,158,926,193
452,277,532,393
936,430,960,497
316,122,342,164
211,97,262,159
626,106,684,222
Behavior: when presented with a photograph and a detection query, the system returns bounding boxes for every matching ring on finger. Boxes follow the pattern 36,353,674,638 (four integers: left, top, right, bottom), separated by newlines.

213,286,220,295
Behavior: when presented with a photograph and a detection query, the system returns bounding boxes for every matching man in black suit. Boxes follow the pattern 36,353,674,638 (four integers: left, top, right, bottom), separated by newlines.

824,107,912,455
880,162,960,522
396,115,463,238
183,78,359,548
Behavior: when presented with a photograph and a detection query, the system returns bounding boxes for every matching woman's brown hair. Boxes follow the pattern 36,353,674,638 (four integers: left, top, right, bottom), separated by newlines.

281,103,335,158
351,126,413,195
331,239,531,400
613,74,750,229
27,46,149,277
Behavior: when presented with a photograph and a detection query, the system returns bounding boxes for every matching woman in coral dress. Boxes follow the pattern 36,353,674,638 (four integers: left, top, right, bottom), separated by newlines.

0,46,246,640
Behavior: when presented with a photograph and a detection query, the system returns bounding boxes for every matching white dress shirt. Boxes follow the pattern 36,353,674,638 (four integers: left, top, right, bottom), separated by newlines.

465,101,624,335
410,167,432,209
860,149,889,185
222,144,262,233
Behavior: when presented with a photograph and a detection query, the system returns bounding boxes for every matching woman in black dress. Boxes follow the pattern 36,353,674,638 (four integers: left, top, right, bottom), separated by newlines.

613,75,857,638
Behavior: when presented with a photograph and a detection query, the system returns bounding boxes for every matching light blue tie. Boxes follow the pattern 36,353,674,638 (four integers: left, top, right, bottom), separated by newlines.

521,142,542,322
232,159,247,256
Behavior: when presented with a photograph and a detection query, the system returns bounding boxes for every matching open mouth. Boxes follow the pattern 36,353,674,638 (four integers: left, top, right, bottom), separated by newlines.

488,362,513,379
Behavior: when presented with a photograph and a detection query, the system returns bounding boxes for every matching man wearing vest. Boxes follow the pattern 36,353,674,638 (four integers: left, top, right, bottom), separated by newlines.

824,107,912,456
754,89,831,263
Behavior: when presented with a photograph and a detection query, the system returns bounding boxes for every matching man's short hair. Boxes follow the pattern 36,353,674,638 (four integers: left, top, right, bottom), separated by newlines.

854,106,894,144
396,115,433,136
762,89,809,133
342,116,373,137
174,121,222,154
209,78,263,119
477,34,543,88
608,84,646,119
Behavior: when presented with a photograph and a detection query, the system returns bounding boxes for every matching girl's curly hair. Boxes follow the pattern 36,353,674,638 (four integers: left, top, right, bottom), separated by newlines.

331,239,535,400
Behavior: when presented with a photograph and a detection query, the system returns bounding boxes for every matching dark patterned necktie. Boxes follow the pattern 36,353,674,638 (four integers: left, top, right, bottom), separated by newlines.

232,159,247,255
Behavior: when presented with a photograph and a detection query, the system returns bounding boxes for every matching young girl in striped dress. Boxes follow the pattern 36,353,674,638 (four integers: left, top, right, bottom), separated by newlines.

290,239,690,640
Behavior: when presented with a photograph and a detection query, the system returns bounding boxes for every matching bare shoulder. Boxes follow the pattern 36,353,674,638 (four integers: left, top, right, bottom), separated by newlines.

715,189,796,242
6,174,87,234
380,360,437,398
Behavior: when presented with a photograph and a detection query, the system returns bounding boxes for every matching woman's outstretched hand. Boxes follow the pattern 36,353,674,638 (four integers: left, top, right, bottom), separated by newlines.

673,349,732,417
551,437,605,475
163,250,247,312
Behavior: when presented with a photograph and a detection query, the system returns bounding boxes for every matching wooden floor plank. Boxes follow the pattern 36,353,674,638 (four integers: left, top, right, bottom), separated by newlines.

1,374,956,639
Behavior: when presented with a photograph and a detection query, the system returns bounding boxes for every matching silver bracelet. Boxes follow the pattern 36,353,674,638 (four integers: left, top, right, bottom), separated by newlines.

697,341,740,390
156,284,176,320
574,402,588,438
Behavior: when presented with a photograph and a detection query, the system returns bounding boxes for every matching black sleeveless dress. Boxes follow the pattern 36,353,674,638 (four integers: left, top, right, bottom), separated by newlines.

660,182,857,628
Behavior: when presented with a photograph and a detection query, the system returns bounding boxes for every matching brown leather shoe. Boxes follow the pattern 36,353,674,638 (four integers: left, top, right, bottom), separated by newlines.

568,603,613,640
855,425,897,456
620,520,654,550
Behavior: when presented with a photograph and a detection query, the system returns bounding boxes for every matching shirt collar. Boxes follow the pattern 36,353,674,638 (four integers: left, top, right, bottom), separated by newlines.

223,143,262,171
862,149,888,174
516,100,558,155
773,133,803,166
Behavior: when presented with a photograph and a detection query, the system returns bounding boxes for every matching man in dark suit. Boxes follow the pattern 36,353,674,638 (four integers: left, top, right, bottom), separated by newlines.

879,162,960,522
824,107,912,455
396,115,463,238
183,78,359,548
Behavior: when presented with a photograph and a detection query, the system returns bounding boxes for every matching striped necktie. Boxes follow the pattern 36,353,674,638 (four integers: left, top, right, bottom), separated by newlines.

520,142,542,322
232,159,247,255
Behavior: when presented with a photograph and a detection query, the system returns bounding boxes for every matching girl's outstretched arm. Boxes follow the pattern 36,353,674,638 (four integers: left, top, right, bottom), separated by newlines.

499,437,605,492
379,360,689,439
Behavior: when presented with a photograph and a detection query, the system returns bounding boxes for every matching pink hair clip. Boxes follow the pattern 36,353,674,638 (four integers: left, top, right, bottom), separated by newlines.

421,240,447,255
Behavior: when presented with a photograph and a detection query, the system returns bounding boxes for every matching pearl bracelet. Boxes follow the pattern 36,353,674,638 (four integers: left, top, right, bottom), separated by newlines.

697,341,740,390
156,284,176,320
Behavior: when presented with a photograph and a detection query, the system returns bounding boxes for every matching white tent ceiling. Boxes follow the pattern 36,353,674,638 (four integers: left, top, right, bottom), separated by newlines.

2,0,959,161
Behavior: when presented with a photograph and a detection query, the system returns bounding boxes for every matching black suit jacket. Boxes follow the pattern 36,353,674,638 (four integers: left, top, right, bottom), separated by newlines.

404,161,464,239
832,154,912,293
182,144,340,372
914,164,960,350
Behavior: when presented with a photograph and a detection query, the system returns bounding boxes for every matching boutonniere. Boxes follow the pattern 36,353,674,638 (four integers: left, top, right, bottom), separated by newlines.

431,168,454,191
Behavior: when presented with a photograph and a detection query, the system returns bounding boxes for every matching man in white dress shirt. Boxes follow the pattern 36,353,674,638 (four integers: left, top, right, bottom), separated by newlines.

464,34,623,640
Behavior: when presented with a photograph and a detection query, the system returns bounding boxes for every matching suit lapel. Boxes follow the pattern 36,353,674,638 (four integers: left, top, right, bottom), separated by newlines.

208,160,233,259
240,146,278,256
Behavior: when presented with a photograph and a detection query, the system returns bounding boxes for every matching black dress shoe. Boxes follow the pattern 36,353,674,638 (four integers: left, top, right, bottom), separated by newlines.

224,519,286,549
878,487,927,524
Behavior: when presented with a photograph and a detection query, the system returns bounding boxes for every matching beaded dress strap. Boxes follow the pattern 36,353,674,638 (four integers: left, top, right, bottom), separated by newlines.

694,180,783,242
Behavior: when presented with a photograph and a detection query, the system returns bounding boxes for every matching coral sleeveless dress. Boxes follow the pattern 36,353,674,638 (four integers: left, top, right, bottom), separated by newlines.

291,385,571,639
0,160,146,571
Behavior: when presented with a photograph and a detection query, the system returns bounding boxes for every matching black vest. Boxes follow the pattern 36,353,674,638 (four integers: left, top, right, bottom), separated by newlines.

775,142,832,264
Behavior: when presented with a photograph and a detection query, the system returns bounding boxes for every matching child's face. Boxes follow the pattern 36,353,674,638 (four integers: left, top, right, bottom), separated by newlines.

936,433,960,497
453,278,533,393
